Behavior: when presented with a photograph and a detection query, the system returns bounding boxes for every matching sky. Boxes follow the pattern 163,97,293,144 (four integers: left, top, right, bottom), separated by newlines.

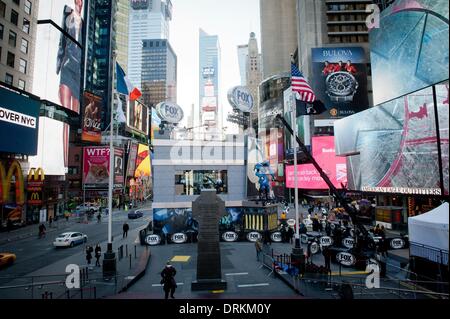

170,0,261,131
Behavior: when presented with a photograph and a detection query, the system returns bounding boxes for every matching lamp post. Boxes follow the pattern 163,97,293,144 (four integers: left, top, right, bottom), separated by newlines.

103,51,117,277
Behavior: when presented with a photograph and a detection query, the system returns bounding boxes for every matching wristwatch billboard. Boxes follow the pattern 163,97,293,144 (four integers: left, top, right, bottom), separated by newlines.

325,71,358,102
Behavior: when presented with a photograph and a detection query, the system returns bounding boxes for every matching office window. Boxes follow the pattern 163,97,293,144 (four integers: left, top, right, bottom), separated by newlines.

13,0,20,5
22,18,30,34
5,73,13,86
24,0,31,15
9,30,17,47
20,38,28,54
18,79,25,90
7,51,15,67
11,9,19,26
0,23,3,39
0,1,5,18
19,58,27,73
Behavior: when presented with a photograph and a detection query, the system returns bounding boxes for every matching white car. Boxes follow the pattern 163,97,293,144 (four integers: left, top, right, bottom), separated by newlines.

53,232,88,248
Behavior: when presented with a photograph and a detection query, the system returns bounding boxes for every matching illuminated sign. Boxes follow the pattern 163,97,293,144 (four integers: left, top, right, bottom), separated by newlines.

227,86,254,113
156,102,184,124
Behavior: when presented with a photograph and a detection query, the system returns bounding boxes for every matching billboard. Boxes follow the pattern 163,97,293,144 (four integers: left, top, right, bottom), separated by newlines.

81,91,102,143
126,99,149,136
311,47,369,119
113,148,125,188
369,0,449,105
33,0,85,114
151,108,161,142
28,117,67,175
126,142,138,178
83,147,109,189
247,136,265,197
135,144,151,178
286,136,347,189
334,83,449,195
0,86,40,155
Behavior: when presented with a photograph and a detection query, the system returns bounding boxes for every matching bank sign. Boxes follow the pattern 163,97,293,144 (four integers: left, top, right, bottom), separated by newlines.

156,102,184,124
0,86,40,155
228,86,254,113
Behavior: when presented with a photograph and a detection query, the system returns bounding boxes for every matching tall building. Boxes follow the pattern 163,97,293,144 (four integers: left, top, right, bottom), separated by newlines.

260,0,298,79
0,0,38,91
141,39,177,108
199,29,221,132
246,32,263,131
128,0,172,89
237,44,248,85
116,0,129,73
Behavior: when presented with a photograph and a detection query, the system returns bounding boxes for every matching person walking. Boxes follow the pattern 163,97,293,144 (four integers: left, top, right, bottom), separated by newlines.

97,212,101,223
287,226,294,244
322,246,332,274
48,216,53,228
255,238,263,261
94,244,101,267
161,262,177,299
38,223,46,238
86,245,93,266
263,228,271,246
123,222,129,238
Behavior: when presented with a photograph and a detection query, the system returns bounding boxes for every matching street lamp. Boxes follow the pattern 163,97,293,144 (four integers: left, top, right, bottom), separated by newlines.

103,50,117,277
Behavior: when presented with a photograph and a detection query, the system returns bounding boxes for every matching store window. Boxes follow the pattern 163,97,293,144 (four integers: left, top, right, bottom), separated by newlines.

175,170,228,195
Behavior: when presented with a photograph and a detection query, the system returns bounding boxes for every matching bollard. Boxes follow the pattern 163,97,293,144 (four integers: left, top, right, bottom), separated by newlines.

126,244,128,257
129,253,132,269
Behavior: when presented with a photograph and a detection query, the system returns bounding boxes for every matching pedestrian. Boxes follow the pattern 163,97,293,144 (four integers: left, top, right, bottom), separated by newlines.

255,238,263,261
97,212,101,223
161,261,177,299
49,216,53,228
280,224,287,243
38,223,46,238
263,228,271,245
325,221,332,236
95,244,101,267
287,226,294,244
65,210,70,222
86,245,93,265
6,219,13,232
280,211,287,220
322,246,332,274
123,222,129,238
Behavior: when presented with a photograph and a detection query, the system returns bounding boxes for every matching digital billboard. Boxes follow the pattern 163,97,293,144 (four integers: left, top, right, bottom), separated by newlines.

334,83,449,195
81,91,102,143
33,0,86,114
135,144,151,178
83,147,109,189
311,47,369,119
247,136,265,198
286,136,347,189
126,99,149,136
0,86,40,155
28,117,67,175
113,148,125,188
151,108,161,142
369,0,449,105
126,142,138,178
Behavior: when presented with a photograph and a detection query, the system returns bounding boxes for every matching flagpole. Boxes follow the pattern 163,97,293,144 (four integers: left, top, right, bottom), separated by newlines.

291,91,301,249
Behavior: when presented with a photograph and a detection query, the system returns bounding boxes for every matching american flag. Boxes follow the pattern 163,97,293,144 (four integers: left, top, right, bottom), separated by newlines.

291,63,316,103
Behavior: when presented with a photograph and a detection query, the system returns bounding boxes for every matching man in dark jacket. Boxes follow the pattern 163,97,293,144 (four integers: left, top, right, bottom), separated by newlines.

161,262,177,299
123,222,129,238
322,246,332,273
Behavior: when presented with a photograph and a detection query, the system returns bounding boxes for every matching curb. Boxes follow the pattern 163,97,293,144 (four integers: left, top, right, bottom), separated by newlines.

118,246,151,293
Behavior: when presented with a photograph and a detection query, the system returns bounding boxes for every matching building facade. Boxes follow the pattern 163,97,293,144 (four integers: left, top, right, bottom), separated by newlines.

141,39,177,108
128,0,172,89
260,0,298,79
246,32,263,132
199,29,221,133
237,44,248,86
0,0,38,92
116,0,129,73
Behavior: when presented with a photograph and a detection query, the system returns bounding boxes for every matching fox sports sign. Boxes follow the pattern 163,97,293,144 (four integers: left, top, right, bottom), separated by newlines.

228,86,254,113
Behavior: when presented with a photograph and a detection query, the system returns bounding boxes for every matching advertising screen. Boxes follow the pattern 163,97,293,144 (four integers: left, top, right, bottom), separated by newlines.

33,0,85,113
246,136,265,198
126,142,138,178
113,148,125,188
311,47,369,119
28,117,67,175
151,109,161,142
0,86,40,155
127,99,149,136
334,83,448,195
135,144,151,178
286,136,347,189
369,0,449,105
83,147,109,189
81,91,102,143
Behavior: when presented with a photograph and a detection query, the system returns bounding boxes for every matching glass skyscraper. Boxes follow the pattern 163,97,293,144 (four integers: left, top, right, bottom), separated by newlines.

141,39,177,108
199,29,221,131
128,0,172,89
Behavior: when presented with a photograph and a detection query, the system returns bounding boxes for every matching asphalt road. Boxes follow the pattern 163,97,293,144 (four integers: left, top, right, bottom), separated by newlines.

0,209,151,286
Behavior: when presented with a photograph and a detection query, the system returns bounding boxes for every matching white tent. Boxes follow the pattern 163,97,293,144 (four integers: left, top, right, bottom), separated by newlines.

408,202,449,265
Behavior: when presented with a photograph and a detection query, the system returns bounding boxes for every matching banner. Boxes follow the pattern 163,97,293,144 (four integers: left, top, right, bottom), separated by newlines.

33,0,86,114
83,147,110,189
0,87,40,155
113,148,125,188
311,47,369,119
82,91,102,143
126,142,138,178
286,136,347,189
135,144,151,178
27,168,44,206
126,99,149,136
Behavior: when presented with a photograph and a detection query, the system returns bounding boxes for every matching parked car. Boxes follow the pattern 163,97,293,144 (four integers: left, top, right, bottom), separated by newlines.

53,232,88,248
73,203,99,215
128,210,144,219
0,253,16,268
